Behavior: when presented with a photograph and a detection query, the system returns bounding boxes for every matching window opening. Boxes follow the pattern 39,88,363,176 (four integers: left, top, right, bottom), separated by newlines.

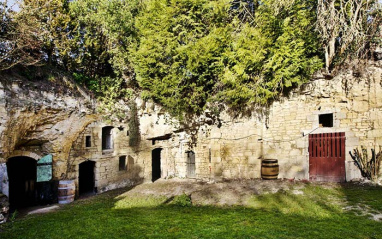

319,113,333,127
85,136,91,147
102,126,114,150
119,156,127,171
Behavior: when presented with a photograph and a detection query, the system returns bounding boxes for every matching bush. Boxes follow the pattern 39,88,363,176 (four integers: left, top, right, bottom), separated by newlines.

350,146,382,181
172,193,192,207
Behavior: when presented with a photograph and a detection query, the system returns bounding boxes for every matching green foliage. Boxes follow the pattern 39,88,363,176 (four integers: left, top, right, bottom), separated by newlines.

96,76,134,121
63,0,140,118
9,210,18,222
64,0,140,77
132,0,230,118
0,1,47,70
342,183,382,212
19,0,71,65
132,0,323,117
72,73,98,92
4,0,326,118
172,193,192,207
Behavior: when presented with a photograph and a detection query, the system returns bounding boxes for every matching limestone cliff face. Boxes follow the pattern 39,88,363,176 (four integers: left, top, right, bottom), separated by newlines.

0,70,98,179
1,61,382,188
124,61,382,183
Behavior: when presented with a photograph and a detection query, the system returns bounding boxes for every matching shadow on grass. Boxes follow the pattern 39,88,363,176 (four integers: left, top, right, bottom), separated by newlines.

1,183,382,239
340,182,382,212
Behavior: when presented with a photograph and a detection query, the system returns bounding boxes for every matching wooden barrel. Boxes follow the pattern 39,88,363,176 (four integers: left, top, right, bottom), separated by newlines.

58,180,75,204
261,159,279,180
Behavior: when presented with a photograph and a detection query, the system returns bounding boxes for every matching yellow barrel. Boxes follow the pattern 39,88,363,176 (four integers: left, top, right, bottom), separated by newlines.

261,159,279,180
58,180,75,204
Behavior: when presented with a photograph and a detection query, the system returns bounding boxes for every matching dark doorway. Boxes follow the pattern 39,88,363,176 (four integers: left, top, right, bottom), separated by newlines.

7,156,37,209
152,148,162,182
79,161,95,195
309,132,346,182
186,151,196,178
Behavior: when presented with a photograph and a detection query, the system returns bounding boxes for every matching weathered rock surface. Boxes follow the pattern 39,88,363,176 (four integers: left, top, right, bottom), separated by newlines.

0,193,9,224
0,69,98,184
1,61,382,210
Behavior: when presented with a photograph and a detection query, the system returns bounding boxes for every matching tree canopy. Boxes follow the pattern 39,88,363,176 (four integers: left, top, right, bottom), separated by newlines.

1,0,381,119
132,0,323,117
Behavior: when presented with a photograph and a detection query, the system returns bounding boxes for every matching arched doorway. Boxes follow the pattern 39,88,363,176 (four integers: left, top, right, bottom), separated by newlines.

6,156,37,208
152,148,162,182
79,161,95,195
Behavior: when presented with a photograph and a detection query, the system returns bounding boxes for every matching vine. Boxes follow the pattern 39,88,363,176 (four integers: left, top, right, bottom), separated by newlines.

128,100,140,149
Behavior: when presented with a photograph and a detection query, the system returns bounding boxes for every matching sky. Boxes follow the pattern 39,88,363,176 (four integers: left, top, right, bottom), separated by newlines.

4,0,20,11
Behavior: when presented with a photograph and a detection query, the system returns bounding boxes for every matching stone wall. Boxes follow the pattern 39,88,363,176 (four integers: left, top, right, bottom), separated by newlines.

67,61,382,191
188,62,382,181
113,61,380,183
0,72,97,203
263,62,382,181
1,61,382,205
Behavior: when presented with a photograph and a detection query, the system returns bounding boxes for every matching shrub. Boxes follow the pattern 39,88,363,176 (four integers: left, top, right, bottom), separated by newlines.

172,193,192,207
350,146,382,181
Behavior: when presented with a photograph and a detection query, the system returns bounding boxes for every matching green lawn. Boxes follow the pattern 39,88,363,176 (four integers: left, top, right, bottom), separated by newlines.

1,183,382,239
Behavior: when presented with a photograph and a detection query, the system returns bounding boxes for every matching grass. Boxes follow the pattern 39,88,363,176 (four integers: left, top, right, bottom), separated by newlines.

1,183,382,239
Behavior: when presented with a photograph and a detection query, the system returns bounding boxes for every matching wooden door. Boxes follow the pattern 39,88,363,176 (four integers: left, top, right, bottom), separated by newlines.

309,132,346,182
187,151,196,178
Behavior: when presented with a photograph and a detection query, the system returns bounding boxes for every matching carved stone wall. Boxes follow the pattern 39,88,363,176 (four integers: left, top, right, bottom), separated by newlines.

1,62,382,202
0,73,97,204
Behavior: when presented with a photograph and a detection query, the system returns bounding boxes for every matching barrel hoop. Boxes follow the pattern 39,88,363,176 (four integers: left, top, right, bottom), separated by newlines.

59,183,75,187
58,189,75,196
262,173,278,176
58,195,75,199
58,196,75,204
262,165,279,168
262,159,278,163
58,186,75,189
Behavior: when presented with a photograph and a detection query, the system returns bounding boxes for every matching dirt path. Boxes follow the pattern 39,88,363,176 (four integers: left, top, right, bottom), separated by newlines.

121,178,314,206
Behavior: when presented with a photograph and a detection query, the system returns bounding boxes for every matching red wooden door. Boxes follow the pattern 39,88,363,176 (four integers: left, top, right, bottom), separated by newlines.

309,132,346,182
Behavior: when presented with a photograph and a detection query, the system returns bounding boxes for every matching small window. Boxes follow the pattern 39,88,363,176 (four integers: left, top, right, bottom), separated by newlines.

152,140,156,145
119,156,126,171
85,136,91,147
319,113,333,127
102,126,114,150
